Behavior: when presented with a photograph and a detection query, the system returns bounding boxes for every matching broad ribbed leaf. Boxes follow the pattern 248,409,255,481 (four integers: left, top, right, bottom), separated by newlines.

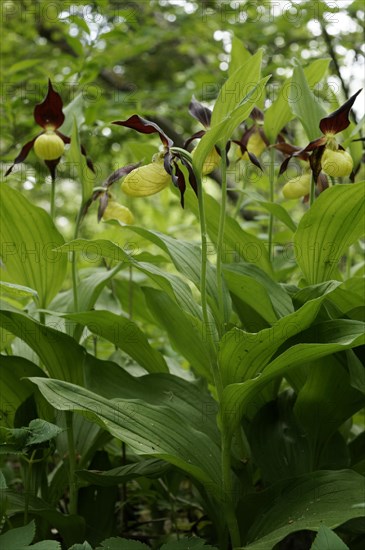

185,189,271,274
0,281,38,299
192,78,269,176
29,377,222,496
83,357,219,443
0,356,44,427
219,297,324,387
288,63,326,141
143,287,214,380
125,227,223,319
97,539,149,550
239,189,297,232
0,309,85,384
240,470,365,549
229,37,252,76
295,183,365,284
0,185,67,308
264,58,330,142
65,310,168,374
76,458,170,486
211,50,262,126
222,319,365,439
223,263,293,322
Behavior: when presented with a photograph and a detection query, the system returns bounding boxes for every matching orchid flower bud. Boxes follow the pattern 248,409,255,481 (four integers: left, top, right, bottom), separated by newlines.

102,200,134,224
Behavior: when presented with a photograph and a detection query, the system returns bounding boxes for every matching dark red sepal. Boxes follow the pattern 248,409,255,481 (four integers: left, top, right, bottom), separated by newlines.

97,192,109,222
34,79,65,129
112,115,173,148
181,157,198,198
184,130,206,149
171,160,187,207
188,96,212,128
319,89,362,135
301,136,327,153
5,136,39,176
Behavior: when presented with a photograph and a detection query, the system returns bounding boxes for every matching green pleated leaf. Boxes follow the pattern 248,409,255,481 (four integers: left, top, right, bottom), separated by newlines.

264,58,330,142
294,183,365,284
219,297,325,387
0,309,85,384
229,36,252,76
240,470,365,549
64,310,168,374
76,458,170,486
125,226,231,326
221,319,365,439
288,63,327,141
83,358,219,444
29,377,222,497
310,525,349,550
294,353,365,445
223,262,293,323
185,189,271,274
0,356,44,427
211,49,263,127
0,185,67,308
192,78,269,176
0,281,38,299
143,287,214,380
239,189,297,232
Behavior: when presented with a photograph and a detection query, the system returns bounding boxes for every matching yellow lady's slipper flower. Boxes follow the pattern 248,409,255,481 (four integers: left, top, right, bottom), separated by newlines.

34,130,65,161
121,157,171,197
282,173,311,199
321,148,353,178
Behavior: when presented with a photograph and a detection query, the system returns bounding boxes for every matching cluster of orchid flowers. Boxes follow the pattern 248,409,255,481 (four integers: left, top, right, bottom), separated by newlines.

5,79,362,225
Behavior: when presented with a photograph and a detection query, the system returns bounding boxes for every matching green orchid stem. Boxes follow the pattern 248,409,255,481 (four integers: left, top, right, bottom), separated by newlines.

71,207,83,313
65,411,78,515
23,449,37,525
50,176,56,221
309,172,316,206
196,170,238,547
216,144,228,334
222,436,241,548
268,147,275,262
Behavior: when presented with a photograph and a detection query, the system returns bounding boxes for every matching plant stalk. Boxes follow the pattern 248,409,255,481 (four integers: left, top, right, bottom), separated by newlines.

309,172,316,206
50,175,56,220
216,144,228,333
65,411,78,515
268,147,275,261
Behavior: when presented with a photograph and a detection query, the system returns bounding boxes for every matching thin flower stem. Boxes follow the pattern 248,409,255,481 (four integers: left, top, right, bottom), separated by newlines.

268,147,275,261
50,176,56,220
216,144,228,333
65,411,78,515
197,169,238,548
222,436,241,548
71,207,83,312
309,172,316,206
